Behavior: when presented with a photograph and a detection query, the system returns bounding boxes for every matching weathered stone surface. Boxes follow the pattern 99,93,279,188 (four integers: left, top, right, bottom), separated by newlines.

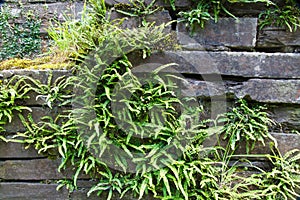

257,26,300,52
70,187,155,200
182,79,300,104
22,2,84,21
229,132,300,156
145,10,172,25
0,158,90,180
0,182,69,200
16,90,50,106
28,0,57,3
3,107,67,133
224,0,285,16
109,9,140,28
132,51,300,78
182,78,226,98
0,159,63,180
0,138,43,158
1,70,47,83
6,0,59,3
234,79,300,104
270,105,300,131
0,70,71,84
177,18,258,50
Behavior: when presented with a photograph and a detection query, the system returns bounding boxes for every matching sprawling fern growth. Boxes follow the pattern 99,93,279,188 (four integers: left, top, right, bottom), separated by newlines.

1,0,300,200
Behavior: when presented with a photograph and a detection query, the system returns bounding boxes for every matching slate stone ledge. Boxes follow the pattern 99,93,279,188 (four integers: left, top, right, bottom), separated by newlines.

132,51,300,78
0,182,69,200
105,0,192,8
224,0,285,16
270,105,300,131
228,132,300,157
0,70,71,84
0,159,90,180
0,138,44,158
3,107,68,133
182,78,300,104
1,56,300,80
257,25,300,51
22,2,84,21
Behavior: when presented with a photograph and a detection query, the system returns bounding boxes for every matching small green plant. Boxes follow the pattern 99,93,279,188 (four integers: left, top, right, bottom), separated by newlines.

178,0,213,29
249,147,300,199
178,0,275,30
218,99,277,154
0,76,32,137
48,0,168,59
168,0,176,10
0,6,41,60
259,2,300,32
114,0,161,18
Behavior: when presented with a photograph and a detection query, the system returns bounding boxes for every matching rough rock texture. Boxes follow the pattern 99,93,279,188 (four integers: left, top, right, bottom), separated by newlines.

23,2,84,21
8,2,84,25
132,51,300,78
257,26,300,52
0,138,44,158
234,79,300,104
0,70,71,84
270,105,300,131
0,183,69,200
182,79,300,104
0,159,67,180
70,187,155,200
224,0,285,16
225,133,300,156
177,18,258,50
0,159,90,180
3,107,66,133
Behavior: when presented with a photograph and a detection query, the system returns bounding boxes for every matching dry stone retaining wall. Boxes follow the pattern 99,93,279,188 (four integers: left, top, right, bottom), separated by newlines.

0,0,300,199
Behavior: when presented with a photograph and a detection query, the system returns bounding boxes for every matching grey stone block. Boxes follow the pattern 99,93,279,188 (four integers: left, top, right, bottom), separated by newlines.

177,18,258,50
22,2,84,21
132,51,300,78
182,79,300,104
0,138,44,158
3,107,67,133
0,182,69,200
271,105,300,131
0,159,90,180
232,132,300,156
257,26,300,51
234,79,300,104
0,70,71,84
224,0,285,16
105,0,192,8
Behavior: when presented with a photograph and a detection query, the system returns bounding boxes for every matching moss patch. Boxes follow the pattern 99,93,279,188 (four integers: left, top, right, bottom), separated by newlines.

0,56,74,70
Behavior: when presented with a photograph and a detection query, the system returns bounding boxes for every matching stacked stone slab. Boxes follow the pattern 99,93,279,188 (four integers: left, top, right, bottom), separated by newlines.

0,0,300,199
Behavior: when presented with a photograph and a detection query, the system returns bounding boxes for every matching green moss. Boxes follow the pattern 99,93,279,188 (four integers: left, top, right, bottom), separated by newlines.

0,56,74,70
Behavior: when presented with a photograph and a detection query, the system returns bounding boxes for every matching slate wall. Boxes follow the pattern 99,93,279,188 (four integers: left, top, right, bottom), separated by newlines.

0,0,300,199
